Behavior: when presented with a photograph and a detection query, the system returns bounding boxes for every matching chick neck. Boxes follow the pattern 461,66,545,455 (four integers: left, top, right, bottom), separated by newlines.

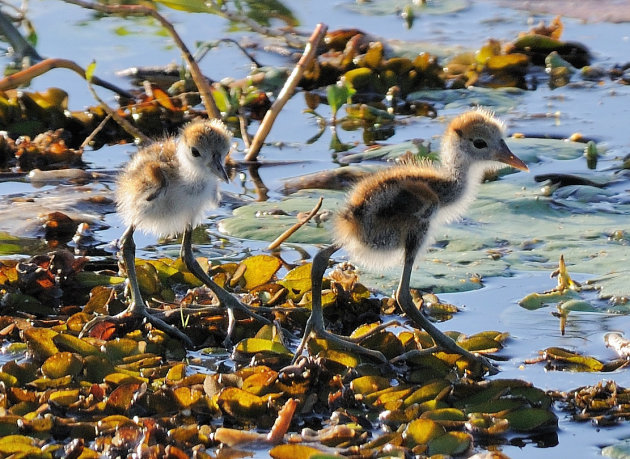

436,132,490,209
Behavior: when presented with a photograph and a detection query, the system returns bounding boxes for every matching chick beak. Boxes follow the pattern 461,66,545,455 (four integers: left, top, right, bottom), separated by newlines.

214,157,230,182
495,139,529,172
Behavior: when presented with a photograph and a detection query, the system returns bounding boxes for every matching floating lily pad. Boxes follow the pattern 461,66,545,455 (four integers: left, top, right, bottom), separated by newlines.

428,431,472,456
502,408,558,432
342,0,469,16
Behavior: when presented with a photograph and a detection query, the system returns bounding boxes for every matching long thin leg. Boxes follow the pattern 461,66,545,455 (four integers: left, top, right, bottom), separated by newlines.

396,248,499,375
180,226,271,346
82,225,194,347
292,244,388,363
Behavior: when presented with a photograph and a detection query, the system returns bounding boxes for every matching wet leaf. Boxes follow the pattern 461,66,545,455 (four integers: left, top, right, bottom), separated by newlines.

235,338,292,356
240,254,282,290
270,444,330,459
106,383,142,413
502,408,558,432
542,347,604,371
403,380,451,407
53,332,100,356
22,327,59,361
41,352,83,379
428,431,472,456
403,418,446,447
49,388,80,407
277,263,312,300
217,387,275,418
350,375,391,396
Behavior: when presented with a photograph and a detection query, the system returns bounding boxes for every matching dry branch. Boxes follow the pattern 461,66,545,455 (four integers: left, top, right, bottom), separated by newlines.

86,80,151,145
244,23,327,162
62,0,220,119
0,57,133,98
267,196,323,251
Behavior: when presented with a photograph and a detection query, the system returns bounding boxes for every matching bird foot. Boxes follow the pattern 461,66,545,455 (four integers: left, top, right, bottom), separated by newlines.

80,304,194,348
294,326,389,364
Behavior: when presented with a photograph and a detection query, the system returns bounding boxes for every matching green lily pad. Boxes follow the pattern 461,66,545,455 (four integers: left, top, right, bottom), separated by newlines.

427,431,472,456
342,0,468,16
406,87,525,113
502,408,558,432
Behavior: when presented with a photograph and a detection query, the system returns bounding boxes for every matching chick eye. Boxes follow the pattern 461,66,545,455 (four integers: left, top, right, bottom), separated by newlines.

191,147,201,158
473,138,488,149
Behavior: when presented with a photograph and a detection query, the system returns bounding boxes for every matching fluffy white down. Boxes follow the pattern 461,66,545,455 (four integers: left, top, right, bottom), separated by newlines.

117,176,220,237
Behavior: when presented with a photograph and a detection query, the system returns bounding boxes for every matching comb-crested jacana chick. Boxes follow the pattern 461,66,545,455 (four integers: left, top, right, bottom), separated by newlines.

295,109,529,373
83,119,270,346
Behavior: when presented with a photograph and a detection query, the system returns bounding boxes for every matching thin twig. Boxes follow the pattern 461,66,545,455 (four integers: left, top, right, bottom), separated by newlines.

80,113,112,150
62,0,220,119
206,0,307,49
86,80,151,145
195,38,263,68
267,196,323,251
0,57,134,98
244,23,327,162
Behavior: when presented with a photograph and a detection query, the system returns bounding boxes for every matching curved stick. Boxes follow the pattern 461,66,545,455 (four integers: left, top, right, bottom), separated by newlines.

63,0,220,118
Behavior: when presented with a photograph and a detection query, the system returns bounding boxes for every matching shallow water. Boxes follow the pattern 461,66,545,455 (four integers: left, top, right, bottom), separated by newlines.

2,0,630,456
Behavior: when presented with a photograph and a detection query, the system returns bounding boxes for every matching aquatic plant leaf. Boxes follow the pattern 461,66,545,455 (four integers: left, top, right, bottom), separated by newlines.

155,0,213,13
542,347,604,371
421,407,467,422
240,254,282,290
84,354,115,383
217,387,276,418
0,436,42,456
277,263,312,300
350,375,391,396
403,380,451,408
106,383,142,413
235,338,292,356
22,327,59,361
41,352,83,379
85,61,96,82
104,338,143,362
270,444,330,459
427,431,472,456
49,388,80,407
327,81,355,118
403,418,446,447
343,0,468,16
502,408,558,432
53,333,100,356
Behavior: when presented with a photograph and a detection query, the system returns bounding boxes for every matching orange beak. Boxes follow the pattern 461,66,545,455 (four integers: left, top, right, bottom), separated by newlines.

495,139,529,171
